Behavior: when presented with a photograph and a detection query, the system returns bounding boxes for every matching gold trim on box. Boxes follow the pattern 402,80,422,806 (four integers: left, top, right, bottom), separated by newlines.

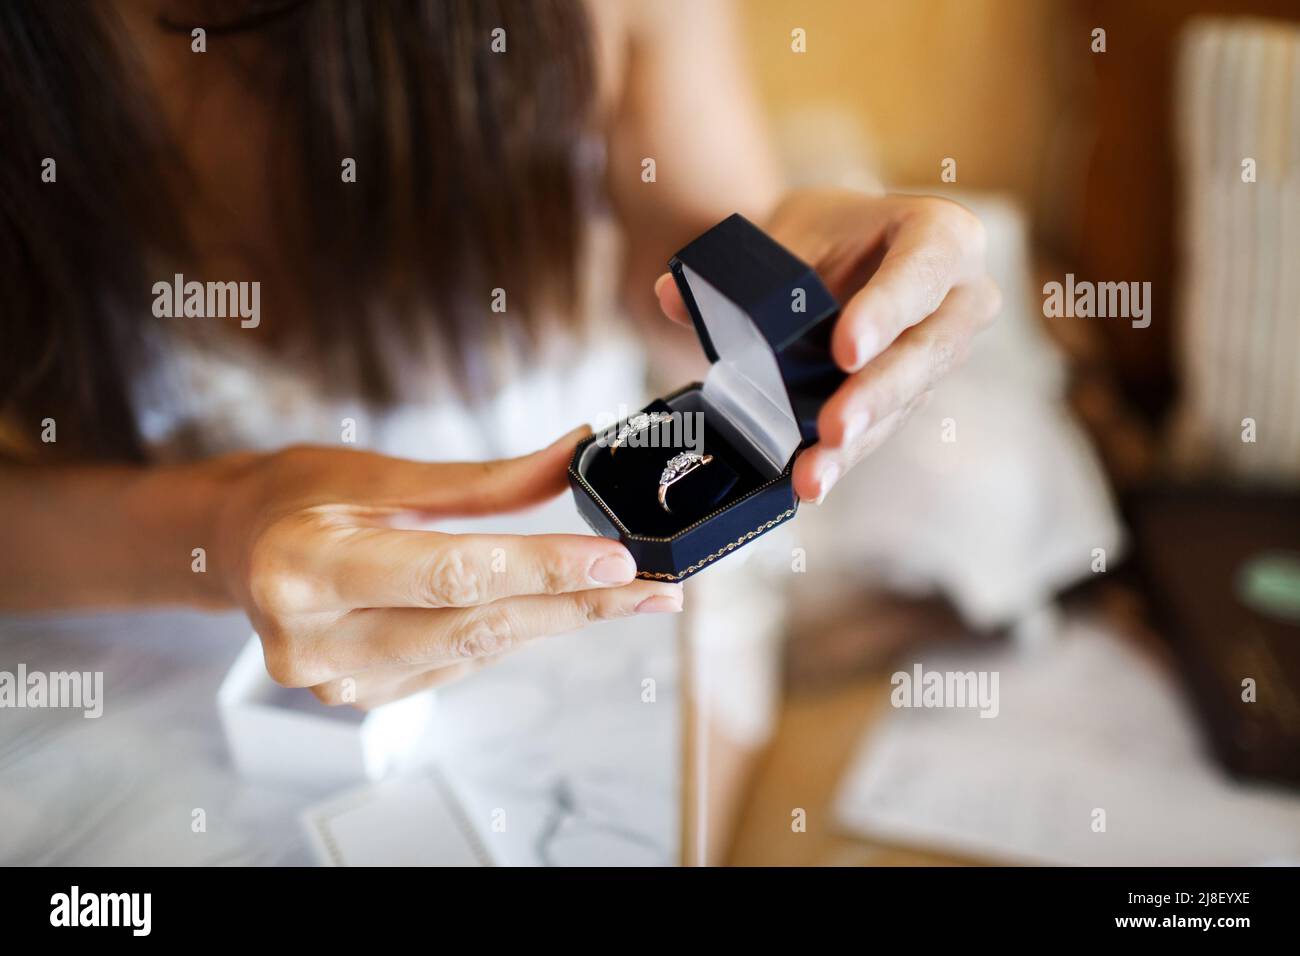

634,507,797,581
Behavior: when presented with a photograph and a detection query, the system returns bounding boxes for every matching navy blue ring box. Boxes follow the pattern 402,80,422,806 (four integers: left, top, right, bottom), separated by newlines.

568,213,845,581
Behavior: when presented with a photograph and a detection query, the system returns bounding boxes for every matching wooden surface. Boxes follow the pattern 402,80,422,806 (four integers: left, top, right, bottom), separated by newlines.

724,670,980,867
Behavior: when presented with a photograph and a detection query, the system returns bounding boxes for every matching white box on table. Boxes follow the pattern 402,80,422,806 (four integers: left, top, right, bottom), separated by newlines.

217,635,437,789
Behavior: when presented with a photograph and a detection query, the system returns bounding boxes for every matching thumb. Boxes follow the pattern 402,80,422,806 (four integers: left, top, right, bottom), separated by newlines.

363,425,591,517
654,273,693,326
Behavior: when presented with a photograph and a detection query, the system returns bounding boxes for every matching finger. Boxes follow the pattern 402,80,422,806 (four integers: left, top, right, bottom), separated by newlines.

297,526,640,610
793,392,933,503
371,580,686,668
309,661,479,709
354,425,591,516
309,579,685,678
817,276,1000,448
832,199,986,373
361,661,480,708
654,272,693,326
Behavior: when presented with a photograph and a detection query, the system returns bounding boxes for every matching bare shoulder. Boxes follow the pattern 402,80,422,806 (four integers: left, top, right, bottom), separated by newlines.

583,0,739,110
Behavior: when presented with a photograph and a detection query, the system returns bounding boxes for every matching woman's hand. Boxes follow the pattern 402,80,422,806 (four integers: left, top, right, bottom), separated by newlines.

655,188,1000,502
214,427,681,708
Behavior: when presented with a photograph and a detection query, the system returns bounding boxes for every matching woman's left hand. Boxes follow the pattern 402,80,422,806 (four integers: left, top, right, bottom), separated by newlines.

655,188,1001,503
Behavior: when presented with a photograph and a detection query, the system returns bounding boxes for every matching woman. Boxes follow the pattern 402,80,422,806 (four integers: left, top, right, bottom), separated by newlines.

0,0,998,708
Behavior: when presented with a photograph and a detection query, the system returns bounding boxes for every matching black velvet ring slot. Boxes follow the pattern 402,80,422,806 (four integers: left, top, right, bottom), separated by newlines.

575,391,768,538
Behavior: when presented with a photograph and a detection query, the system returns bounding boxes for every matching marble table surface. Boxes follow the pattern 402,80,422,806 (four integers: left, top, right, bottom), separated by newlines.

0,605,679,866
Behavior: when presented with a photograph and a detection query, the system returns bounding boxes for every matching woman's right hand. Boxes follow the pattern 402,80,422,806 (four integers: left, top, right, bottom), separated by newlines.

213,427,681,708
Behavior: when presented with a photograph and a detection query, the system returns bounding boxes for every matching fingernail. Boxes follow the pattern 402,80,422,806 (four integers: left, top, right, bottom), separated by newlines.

815,463,841,504
590,554,637,585
850,328,878,371
635,593,683,614
842,413,869,449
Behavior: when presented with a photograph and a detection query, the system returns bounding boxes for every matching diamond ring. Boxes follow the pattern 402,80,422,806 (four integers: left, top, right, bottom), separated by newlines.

657,451,714,513
609,411,674,455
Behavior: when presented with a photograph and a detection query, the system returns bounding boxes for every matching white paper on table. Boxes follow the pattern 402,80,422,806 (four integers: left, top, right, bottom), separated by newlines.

832,619,1300,865
301,769,493,867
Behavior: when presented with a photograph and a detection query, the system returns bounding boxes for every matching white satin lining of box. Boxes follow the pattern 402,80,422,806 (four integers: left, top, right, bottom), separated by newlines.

681,263,803,472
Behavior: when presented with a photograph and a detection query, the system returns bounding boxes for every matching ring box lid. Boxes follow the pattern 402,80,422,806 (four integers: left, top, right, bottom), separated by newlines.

669,213,844,472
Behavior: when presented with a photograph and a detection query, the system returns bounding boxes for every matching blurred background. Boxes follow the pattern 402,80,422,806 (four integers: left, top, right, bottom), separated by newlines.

693,0,1300,865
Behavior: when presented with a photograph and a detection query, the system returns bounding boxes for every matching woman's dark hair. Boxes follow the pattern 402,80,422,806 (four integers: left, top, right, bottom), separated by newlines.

0,0,595,460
